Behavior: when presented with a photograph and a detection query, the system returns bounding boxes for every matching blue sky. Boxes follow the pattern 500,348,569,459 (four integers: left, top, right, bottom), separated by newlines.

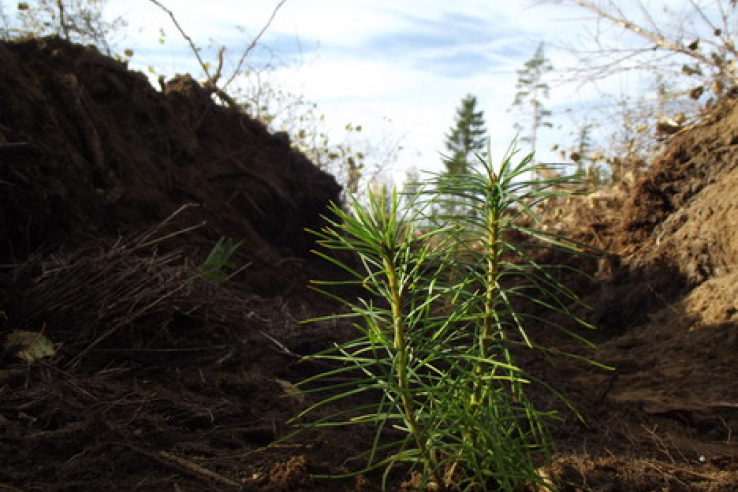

89,1,728,184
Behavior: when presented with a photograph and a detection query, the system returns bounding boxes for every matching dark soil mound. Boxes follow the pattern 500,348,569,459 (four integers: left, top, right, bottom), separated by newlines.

0,37,341,296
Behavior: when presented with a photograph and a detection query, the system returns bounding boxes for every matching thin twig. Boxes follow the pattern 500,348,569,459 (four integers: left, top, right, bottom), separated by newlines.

0,142,31,153
133,203,199,250
146,0,236,107
258,329,301,358
568,0,716,67
147,0,288,108
644,460,719,481
147,0,212,80
128,445,241,488
55,0,70,40
68,280,189,368
222,0,289,92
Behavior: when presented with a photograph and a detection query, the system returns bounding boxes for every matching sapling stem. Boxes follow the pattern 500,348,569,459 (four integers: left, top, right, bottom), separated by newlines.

383,253,445,490
469,171,501,448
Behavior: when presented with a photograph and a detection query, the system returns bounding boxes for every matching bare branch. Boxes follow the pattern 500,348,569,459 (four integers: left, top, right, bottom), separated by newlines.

568,0,714,66
55,0,69,40
146,0,237,107
147,0,213,81
542,0,737,99
211,45,225,86
222,0,288,92
147,0,288,108
688,0,718,35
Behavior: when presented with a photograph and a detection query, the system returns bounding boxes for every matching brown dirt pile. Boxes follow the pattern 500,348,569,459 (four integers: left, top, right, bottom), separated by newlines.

0,37,341,295
595,98,738,329
536,97,737,492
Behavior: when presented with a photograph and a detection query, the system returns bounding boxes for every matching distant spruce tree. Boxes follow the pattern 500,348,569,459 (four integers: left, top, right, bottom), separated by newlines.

440,94,488,217
443,94,488,176
510,42,553,158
